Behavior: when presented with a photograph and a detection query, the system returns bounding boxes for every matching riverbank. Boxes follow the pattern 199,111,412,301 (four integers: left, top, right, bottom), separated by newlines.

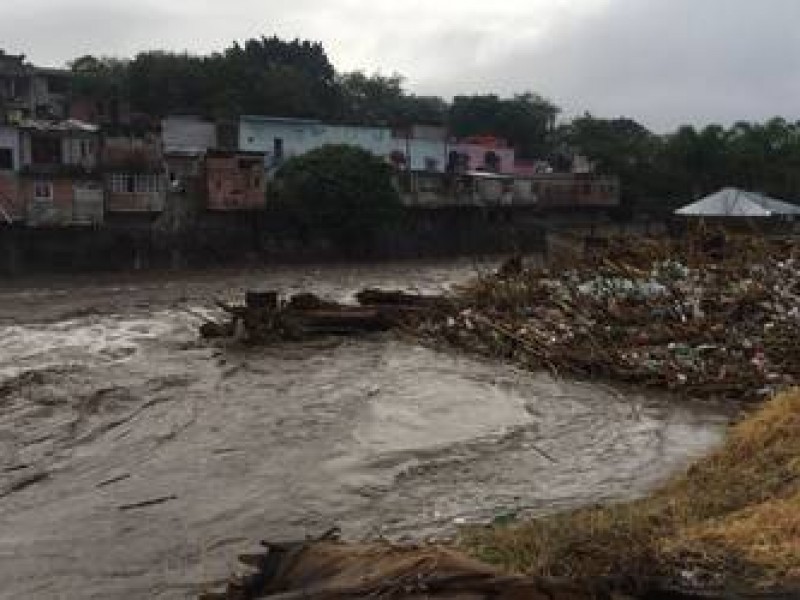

461,387,799,591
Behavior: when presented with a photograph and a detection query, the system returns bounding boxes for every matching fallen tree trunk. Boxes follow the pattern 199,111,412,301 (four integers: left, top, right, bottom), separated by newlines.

199,536,798,600
201,290,436,342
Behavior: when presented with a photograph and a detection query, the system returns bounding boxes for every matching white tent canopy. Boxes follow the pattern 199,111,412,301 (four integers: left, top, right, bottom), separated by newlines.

675,187,800,218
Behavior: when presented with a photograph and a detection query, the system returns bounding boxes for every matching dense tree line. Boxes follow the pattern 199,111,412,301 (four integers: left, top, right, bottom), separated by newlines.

64,36,800,213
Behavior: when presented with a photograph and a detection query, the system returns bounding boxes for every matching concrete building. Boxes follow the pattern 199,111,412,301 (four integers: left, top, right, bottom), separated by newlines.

17,119,103,226
205,150,266,211
0,51,69,123
162,116,218,187
239,116,395,171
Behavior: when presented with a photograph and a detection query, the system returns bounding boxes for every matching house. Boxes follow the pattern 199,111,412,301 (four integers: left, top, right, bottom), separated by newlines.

517,173,619,208
0,51,69,123
448,136,516,175
102,134,166,213
205,150,266,210
162,116,218,187
238,116,395,172
17,119,103,226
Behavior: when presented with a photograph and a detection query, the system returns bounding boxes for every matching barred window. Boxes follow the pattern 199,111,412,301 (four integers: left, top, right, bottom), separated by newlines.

110,173,131,193
33,181,53,200
110,173,162,193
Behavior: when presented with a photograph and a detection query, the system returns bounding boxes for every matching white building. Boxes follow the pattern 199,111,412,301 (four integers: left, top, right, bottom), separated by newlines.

239,116,395,169
239,116,450,173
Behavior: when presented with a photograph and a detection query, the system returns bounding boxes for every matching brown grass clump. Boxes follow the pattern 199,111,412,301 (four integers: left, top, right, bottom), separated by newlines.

461,388,800,587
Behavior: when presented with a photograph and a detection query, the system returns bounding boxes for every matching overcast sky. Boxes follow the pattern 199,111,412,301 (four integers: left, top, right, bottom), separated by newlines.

2,0,799,131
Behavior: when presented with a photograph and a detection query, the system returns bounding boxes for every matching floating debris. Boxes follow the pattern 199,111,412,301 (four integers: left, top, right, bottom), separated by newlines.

409,235,800,402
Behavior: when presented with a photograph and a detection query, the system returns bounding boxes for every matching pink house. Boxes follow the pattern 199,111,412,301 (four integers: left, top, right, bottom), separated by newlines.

449,135,516,175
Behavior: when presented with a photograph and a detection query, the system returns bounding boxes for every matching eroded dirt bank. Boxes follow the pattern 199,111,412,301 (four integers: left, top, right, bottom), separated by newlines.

0,261,730,599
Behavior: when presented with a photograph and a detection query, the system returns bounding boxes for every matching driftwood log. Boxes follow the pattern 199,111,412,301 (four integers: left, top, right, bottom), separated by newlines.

201,289,446,342
199,535,797,600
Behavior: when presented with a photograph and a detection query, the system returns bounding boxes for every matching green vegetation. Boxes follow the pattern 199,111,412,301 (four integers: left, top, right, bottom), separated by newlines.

272,144,402,252
461,388,800,587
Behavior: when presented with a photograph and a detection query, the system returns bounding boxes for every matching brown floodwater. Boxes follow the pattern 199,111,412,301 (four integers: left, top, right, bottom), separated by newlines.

0,260,732,599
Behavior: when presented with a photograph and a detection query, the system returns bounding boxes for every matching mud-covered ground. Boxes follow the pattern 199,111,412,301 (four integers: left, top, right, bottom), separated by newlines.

0,261,732,599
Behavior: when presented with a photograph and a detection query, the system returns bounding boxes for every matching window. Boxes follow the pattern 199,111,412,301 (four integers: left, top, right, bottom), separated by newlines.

110,173,162,194
110,173,130,193
30,136,62,165
80,140,92,159
0,148,12,170
424,157,438,172
583,183,592,194
33,181,53,200
47,75,68,94
274,138,284,160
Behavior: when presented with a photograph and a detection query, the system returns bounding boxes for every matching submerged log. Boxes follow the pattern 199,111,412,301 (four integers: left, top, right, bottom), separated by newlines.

286,293,342,311
356,288,447,308
290,307,393,334
246,291,279,310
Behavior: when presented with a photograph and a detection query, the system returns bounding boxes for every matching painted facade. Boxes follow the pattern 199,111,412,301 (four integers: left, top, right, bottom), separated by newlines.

239,116,395,169
205,150,266,210
449,136,516,175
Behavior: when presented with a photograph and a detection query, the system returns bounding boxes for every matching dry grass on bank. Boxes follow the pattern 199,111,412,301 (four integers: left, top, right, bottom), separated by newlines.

461,388,800,586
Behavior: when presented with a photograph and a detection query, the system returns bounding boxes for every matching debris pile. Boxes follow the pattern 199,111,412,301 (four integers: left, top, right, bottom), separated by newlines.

412,236,800,402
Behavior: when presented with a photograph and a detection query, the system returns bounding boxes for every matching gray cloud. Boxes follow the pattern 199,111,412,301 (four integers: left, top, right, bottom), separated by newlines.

2,0,799,131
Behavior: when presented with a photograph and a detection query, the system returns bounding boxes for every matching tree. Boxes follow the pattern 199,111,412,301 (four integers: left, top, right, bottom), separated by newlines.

272,145,402,251
335,71,447,126
449,93,559,159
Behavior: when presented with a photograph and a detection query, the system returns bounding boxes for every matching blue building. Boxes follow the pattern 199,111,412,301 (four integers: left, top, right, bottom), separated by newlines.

239,116,396,171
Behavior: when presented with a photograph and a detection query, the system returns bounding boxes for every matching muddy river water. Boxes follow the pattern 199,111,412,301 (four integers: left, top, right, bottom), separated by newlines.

0,261,732,599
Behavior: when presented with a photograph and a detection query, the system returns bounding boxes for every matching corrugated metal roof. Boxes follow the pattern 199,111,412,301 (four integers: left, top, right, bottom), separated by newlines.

675,187,800,217
18,118,99,133
241,115,322,125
